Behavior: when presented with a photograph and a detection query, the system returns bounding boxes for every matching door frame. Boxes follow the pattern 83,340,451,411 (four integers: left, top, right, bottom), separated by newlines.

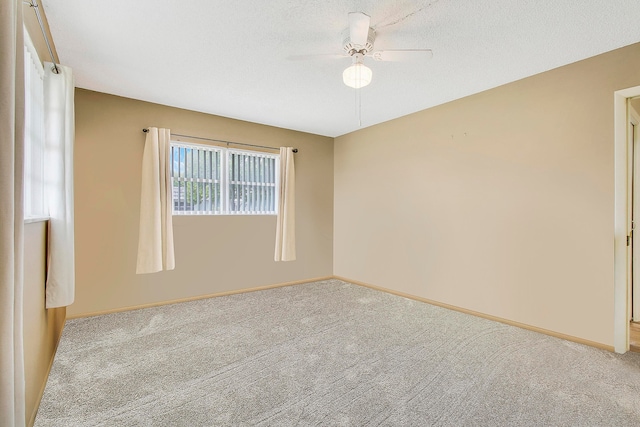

614,86,640,353
630,106,640,321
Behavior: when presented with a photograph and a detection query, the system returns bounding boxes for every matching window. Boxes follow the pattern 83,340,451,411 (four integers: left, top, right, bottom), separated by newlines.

23,29,47,218
171,142,279,215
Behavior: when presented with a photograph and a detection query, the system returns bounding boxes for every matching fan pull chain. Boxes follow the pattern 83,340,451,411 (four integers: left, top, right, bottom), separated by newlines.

359,89,362,127
355,87,362,127
353,61,362,127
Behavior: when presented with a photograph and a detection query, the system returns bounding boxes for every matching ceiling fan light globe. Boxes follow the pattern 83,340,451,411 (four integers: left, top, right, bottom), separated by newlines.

343,63,372,89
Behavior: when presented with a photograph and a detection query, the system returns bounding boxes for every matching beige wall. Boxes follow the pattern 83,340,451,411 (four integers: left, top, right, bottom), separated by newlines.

23,222,65,426
71,90,333,317
334,42,640,348
22,5,66,426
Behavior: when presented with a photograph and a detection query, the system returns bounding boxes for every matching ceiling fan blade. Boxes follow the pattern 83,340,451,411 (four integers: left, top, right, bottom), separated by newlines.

349,12,370,47
287,54,348,61
371,49,434,62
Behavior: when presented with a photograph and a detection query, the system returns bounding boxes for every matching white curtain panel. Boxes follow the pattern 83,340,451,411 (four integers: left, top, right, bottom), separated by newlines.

136,127,175,274
0,0,26,425
274,147,296,261
44,62,75,308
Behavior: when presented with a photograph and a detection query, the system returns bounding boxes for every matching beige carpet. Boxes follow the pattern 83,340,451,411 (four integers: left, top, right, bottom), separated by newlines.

35,279,640,426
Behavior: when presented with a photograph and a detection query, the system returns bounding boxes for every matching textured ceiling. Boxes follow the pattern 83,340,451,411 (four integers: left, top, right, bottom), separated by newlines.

43,0,640,137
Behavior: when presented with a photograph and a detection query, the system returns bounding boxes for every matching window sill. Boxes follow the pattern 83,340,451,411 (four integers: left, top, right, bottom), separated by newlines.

172,213,277,216
24,216,50,224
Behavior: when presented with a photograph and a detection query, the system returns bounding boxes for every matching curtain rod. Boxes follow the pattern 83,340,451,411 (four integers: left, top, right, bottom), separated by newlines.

24,0,60,74
142,129,298,153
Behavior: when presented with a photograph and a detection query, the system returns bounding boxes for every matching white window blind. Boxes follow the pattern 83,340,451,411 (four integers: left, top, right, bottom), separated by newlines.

23,30,46,218
170,142,279,215
171,143,223,214
228,149,278,214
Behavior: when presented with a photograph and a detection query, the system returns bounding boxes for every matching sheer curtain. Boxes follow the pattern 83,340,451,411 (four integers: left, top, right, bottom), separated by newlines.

136,127,175,274
23,35,45,218
0,0,26,424
274,147,296,261
44,62,75,308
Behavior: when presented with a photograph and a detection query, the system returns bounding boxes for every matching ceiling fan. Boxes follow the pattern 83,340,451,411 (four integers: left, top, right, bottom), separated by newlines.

292,12,433,89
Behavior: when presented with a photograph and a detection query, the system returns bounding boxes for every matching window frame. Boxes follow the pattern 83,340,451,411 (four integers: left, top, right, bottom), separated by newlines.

170,141,280,216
